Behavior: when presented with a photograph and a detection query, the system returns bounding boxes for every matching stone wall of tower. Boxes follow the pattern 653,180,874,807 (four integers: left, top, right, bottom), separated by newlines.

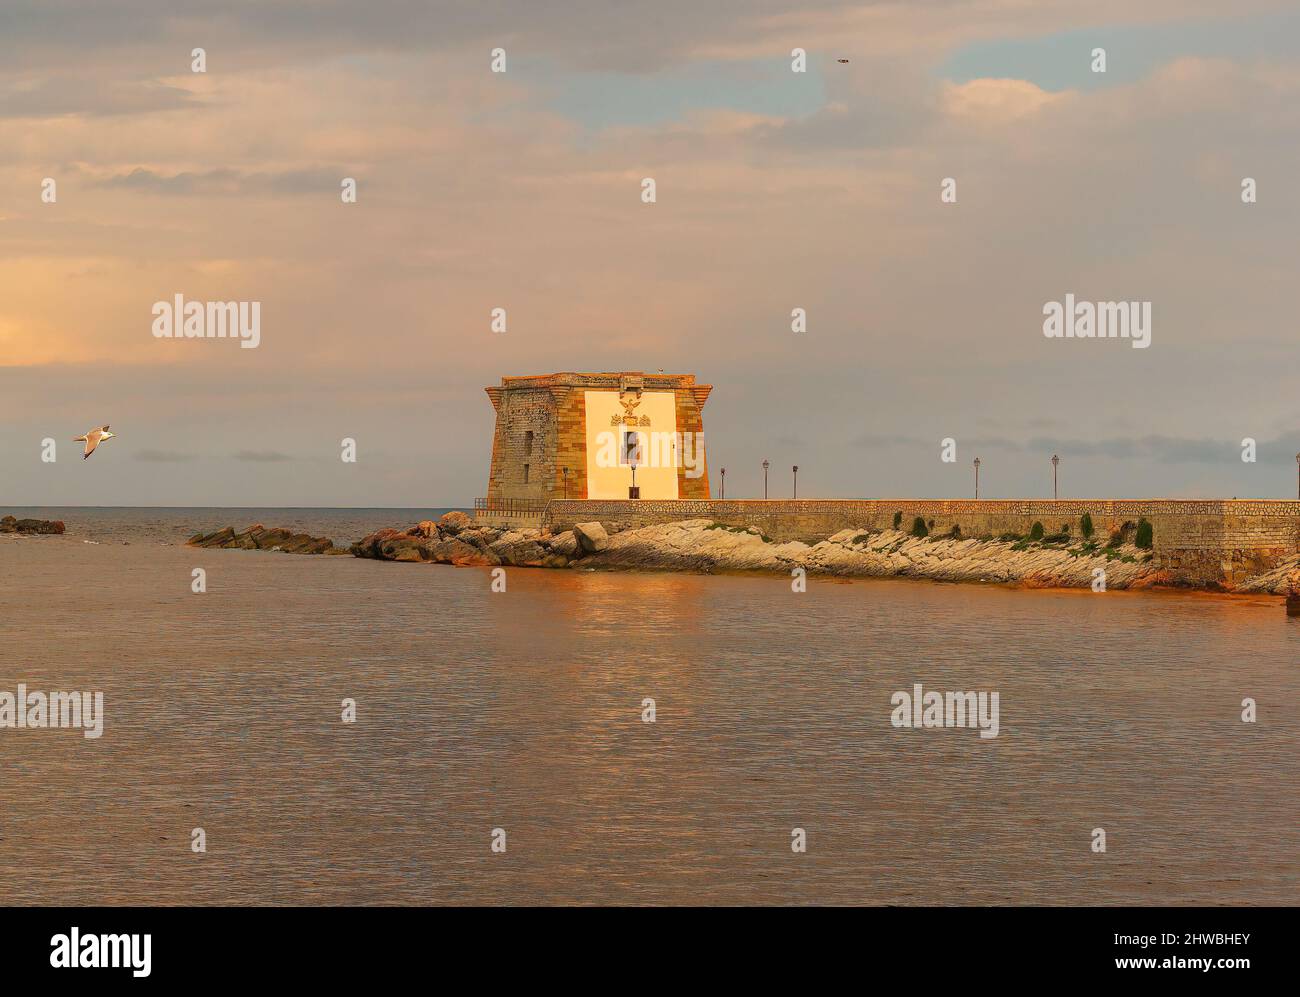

484,372,711,505
553,387,587,500
484,385,559,504
674,384,710,499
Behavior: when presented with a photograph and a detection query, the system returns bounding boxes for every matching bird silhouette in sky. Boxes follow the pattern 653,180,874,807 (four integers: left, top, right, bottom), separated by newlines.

74,425,116,459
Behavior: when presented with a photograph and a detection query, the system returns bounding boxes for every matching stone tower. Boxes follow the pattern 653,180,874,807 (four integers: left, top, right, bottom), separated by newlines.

483,372,711,504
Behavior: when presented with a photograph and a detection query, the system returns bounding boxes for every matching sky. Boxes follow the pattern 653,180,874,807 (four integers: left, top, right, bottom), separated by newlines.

2,0,1298,506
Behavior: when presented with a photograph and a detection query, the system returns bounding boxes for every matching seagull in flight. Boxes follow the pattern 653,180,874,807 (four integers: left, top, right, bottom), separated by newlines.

74,425,116,460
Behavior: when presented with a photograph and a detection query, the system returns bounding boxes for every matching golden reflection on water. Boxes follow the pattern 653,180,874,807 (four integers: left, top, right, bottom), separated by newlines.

1,537,1297,905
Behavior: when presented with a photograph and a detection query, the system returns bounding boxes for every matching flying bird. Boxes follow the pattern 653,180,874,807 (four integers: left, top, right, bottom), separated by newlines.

74,425,116,460
837,59,850,64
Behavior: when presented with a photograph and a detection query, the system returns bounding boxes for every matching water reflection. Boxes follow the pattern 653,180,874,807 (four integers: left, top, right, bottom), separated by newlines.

1,537,1296,905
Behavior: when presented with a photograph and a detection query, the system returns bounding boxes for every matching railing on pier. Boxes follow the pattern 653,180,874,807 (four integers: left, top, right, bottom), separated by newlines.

473,497,549,520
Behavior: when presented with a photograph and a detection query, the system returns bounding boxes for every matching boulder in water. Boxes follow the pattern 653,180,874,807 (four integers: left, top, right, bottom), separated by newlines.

187,524,346,554
1,515,65,535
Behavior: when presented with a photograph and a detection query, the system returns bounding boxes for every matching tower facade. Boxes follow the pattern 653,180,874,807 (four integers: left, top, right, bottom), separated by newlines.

483,372,711,504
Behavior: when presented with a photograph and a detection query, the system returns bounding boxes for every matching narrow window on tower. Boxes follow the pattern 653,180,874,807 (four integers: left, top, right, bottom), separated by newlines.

523,463,530,483
622,431,642,466
524,430,534,457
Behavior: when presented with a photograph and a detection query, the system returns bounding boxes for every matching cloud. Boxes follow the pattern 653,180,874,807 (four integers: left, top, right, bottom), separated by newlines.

0,0,889,75
940,435,1300,465
940,78,1063,123
0,77,196,119
91,166,345,196
852,433,926,448
135,449,195,462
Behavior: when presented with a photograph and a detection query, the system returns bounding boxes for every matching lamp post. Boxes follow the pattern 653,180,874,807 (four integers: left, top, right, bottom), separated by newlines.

762,459,770,499
720,467,726,500
630,461,639,500
1051,454,1060,500
562,466,569,499
793,465,799,499
1295,453,1299,500
973,457,980,500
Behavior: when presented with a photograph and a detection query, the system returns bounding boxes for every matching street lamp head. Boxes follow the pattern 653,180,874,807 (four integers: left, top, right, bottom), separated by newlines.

793,465,799,474
1051,454,1060,466
762,459,770,470
973,457,980,467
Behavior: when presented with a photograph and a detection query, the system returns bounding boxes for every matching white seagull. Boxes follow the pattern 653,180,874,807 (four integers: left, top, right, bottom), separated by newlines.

74,425,116,460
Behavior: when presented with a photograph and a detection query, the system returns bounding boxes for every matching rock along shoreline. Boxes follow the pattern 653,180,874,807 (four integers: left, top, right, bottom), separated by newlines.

186,524,351,555
1,515,65,535
342,511,1300,595
0,508,1288,594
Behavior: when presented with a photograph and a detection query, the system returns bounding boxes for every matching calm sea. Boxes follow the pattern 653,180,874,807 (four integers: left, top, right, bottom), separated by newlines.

2,508,1297,905
1,506,464,545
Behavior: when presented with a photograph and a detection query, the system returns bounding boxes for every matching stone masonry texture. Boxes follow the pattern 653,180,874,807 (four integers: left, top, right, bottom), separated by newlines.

485,372,711,505
541,498,1300,587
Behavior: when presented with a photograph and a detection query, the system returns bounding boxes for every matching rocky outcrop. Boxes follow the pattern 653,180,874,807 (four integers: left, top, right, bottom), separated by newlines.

1234,555,1300,596
563,520,1171,588
573,521,609,553
346,514,1192,590
436,510,472,534
349,510,554,567
186,524,349,554
1,515,65,535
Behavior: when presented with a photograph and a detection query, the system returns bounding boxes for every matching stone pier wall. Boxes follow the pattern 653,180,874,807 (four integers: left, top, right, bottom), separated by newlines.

542,499,1300,586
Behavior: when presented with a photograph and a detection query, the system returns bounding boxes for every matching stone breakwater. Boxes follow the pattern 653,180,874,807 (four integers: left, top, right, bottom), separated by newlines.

1,515,65,535
544,498,1300,587
1235,556,1300,595
186,524,350,554
350,511,563,566
347,511,1298,591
